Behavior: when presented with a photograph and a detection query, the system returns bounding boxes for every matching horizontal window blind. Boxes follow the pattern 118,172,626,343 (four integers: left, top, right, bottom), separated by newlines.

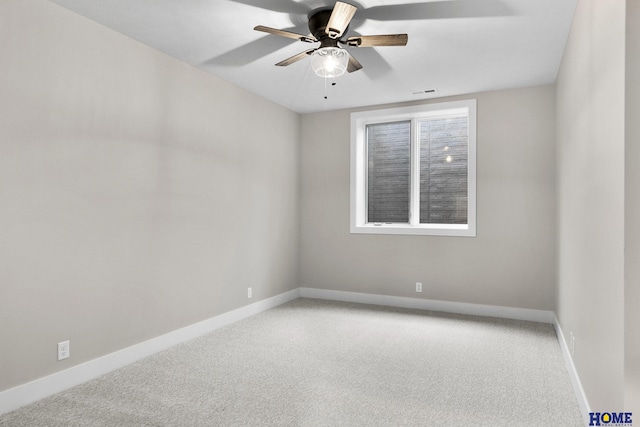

366,121,411,223
419,116,468,224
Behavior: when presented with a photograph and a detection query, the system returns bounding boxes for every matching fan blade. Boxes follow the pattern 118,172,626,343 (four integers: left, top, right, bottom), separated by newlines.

254,25,316,43
326,1,357,39
347,54,363,73
362,1,512,21
345,34,408,47
229,0,309,15
276,49,317,66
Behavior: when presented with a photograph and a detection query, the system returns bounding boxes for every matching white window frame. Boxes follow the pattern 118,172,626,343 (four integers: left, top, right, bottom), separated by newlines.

350,99,477,237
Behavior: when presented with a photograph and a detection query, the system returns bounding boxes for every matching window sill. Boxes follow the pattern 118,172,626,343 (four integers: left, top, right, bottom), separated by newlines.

350,223,475,237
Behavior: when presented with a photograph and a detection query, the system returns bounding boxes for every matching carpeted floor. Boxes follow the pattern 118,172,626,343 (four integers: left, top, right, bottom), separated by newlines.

0,298,584,426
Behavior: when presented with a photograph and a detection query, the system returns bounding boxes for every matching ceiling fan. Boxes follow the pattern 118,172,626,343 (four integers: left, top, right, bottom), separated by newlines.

254,1,408,78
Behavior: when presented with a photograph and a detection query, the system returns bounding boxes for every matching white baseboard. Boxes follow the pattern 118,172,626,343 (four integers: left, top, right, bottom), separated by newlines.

553,315,591,426
1,287,589,423
299,287,555,323
0,288,300,416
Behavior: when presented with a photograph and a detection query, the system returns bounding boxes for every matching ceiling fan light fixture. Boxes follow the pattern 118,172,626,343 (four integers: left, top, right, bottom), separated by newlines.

255,2,407,77
310,47,349,78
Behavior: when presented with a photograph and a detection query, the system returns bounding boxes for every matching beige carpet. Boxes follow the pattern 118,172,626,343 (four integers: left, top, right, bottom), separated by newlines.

0,298,584,426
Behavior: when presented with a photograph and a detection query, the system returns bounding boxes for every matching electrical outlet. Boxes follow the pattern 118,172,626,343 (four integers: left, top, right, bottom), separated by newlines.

570,333,576,357
247,287,252,299
58,340,70,361
416,282,423,293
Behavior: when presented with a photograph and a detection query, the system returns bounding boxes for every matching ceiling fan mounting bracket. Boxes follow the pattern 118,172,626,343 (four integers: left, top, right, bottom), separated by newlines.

345,38,361,47
299,36,316,44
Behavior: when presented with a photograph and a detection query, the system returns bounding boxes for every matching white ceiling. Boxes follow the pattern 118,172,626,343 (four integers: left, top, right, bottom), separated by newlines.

49,0,577,114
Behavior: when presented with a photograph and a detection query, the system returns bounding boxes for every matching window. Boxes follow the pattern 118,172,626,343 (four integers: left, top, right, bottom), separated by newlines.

350,99,476,236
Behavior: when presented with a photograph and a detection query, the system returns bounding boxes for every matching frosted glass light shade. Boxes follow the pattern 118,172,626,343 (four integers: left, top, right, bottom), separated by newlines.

310,47,349,78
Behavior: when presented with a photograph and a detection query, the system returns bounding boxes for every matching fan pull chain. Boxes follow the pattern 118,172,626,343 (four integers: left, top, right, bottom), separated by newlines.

324,76,328,99
323,80,337,100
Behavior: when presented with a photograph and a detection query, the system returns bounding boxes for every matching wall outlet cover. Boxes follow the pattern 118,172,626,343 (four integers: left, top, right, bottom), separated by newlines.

58,340,70,361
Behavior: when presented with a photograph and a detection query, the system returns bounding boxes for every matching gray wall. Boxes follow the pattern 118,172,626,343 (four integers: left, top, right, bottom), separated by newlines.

626,0,640,414
300,86,557,311
0,0,300,392
3,0,635,412
556,0,626,411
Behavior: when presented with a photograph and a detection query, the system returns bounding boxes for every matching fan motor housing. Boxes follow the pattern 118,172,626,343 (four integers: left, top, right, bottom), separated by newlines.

308,9,346,47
